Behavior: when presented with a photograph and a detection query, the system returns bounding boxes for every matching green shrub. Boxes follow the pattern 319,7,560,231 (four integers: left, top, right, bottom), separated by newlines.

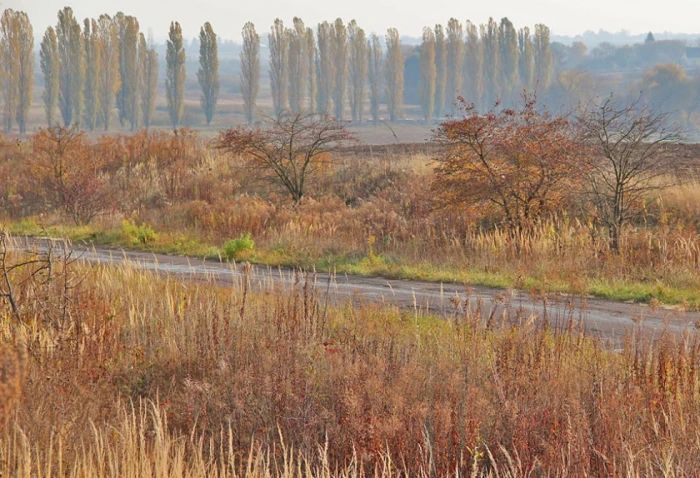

121,220,158,244
222,232,255,260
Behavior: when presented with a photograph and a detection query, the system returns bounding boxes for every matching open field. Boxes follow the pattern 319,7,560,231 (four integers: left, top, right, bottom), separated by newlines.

1,234,700,476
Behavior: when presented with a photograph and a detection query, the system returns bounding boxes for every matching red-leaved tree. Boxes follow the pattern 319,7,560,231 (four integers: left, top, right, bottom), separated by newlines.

433,93,589,232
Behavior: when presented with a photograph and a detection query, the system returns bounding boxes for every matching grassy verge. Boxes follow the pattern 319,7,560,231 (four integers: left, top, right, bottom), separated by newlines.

6,217,700,309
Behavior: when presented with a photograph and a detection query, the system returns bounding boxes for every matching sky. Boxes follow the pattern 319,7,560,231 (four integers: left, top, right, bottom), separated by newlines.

8,0,700,43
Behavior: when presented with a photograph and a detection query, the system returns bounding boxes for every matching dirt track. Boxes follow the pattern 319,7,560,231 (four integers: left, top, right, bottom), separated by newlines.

11,236,700,344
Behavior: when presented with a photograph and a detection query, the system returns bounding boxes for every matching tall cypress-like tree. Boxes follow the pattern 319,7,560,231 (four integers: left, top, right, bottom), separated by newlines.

305,27,316,112
445,18,463,114
433,24,446,118
140,34,158,129
518,27,534,90
385,28,403,123
499,17,519,103
15,11,34,133
315,21,333,115
115,13,140,129
240,22,260,125
165,21,186,128
534,24,552,90
83,18,101,130
481,18,500,107
347,20,367,122
464,20,483,110
268,18,288,117
1,9,21,132
40,26,59,127
56,7,85,127
331,18,347,119
97,14,119,131
287,18,307,114
367,33,382,125
198,22,219,125
419,27,436,121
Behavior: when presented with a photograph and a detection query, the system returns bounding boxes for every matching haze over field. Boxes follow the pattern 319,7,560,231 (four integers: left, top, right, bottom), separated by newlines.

9,0,700,42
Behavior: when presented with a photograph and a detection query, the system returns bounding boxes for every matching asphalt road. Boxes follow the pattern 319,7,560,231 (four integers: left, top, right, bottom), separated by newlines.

11,236,700,344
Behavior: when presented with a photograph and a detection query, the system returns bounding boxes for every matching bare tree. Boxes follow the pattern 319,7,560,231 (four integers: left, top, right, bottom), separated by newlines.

578,95,684,251
216,111,355,204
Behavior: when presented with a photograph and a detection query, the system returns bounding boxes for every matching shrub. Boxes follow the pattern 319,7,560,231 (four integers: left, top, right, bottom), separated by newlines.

121,220,158,244
222,232,255,260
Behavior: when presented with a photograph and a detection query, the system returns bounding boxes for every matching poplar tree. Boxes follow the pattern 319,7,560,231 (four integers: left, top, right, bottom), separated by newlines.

433,24,446,118
481,18,500,107
315,21,333,115
385,28,403,123
268,18,288,117
287,18,307,114
166,21,186,128
367,33,382,125
83,18,101,130
347,20,368,122
419,27,436,121
140,34,158,129
115,13,140,129
305,27,316,112
331,18,347,119
464,20,483,110
518,27,534,90
499,17,519,103
56,7,85,127
15,11,34,133
97,14,120,131
1,9,20,132
40,26,59,127
198,22,219,125
240,22,260,125
445,18,463,114
534,24,552,90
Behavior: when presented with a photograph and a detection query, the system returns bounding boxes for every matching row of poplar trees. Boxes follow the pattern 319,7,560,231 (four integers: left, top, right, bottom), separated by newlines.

0,6,219,132
239,17,552,125
37,7,220,130
2,8,553,131
239,18,405,125
38,7,160,131
419,18,552,119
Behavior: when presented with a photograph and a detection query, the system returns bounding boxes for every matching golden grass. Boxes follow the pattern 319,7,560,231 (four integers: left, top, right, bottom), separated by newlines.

0,237,699,475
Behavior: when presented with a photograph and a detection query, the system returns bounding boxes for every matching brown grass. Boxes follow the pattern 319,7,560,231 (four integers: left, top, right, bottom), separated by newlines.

0,236,699,475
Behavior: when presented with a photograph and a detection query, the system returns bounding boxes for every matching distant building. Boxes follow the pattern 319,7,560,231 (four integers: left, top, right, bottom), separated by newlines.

685,47,700,67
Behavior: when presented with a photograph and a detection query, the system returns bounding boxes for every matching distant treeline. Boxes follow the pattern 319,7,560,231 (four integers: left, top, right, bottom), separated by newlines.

2,7,699,133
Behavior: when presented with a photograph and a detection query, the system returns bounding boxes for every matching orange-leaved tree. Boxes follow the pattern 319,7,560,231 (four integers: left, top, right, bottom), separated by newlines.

432,93,588,232
216,110,355,204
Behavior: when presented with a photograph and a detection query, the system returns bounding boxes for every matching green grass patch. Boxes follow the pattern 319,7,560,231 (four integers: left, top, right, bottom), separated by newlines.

6,218,700,309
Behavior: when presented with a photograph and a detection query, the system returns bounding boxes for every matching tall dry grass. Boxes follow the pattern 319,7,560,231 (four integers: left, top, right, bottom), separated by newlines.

0,237,699,475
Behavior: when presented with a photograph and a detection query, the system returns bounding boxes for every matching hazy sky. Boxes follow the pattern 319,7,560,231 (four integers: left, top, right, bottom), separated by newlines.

9,0,700,43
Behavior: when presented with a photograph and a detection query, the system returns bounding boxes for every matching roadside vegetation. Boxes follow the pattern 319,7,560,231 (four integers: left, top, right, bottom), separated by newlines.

3,95,700,307
1,234,699,476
